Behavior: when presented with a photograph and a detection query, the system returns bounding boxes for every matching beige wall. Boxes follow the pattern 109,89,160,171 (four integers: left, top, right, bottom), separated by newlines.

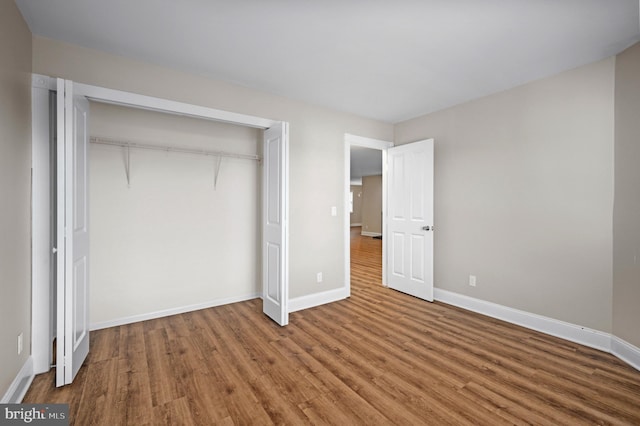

395,59,615,332
32,36,394,299
613,42,640,348
89,103,261,324
361,175,383,235
0,0,32,399
350,185,363,225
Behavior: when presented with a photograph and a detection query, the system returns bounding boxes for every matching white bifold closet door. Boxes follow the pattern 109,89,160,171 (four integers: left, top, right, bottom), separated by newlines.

56,79,91,387
262,122,289,326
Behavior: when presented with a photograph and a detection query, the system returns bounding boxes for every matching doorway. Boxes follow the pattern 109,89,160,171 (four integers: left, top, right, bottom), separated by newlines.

343,134,393,294
343,134,435,301
350,149,383,291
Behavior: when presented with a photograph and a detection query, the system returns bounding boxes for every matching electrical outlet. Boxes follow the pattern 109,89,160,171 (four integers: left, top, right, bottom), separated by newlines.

331,206,337,217
469,275,477,287
17,333,23,355
317,272,323,283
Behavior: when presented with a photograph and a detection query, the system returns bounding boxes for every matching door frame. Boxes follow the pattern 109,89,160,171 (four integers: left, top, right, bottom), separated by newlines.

31,74,290,375
31,75,55,375
343,133,394,295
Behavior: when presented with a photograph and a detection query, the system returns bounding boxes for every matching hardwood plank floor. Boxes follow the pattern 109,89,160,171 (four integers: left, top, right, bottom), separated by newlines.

24,228,640,425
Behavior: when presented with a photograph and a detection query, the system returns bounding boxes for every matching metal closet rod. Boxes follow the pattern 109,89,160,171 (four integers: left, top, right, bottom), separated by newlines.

89,136,261,161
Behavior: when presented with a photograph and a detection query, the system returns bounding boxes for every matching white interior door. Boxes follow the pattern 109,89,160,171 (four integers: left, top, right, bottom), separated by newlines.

386,139,434,301
262,122,289,326
56,79,90,386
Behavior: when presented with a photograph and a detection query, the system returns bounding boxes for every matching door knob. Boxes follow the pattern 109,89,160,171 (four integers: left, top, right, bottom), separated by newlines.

422,226,431,231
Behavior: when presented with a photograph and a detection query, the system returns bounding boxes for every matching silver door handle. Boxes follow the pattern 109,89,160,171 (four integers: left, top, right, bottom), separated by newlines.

422,226,432,231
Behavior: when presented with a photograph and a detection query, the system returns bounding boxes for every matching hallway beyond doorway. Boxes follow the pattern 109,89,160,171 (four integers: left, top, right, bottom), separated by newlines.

350,226,382,290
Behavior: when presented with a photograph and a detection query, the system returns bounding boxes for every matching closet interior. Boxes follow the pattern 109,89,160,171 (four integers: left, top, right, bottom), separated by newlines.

88,102,262,326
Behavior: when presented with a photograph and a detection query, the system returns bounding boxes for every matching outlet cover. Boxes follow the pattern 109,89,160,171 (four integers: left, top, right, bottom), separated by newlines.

469,275,477,287
17,333,23,355
317,272,323,283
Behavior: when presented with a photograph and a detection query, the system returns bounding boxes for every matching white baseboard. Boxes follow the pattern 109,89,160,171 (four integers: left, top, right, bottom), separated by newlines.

1,357,34,403
434,289,612,352
350,223,362,227
90,293,260,330
361,231,382,237
611,336,640,371
289,286,349,313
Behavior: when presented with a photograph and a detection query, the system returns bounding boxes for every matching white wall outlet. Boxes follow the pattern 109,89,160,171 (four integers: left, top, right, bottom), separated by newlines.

469,275,477,287
17,333,23,355
317,272,323,283
331,206,337,217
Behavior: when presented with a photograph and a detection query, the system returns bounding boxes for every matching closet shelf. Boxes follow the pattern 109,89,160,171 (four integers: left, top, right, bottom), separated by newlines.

90,136,259,189
89,136,261,161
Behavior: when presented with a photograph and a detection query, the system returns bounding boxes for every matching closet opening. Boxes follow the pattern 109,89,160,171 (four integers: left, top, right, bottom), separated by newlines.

31,76,289,386
87,102,263,329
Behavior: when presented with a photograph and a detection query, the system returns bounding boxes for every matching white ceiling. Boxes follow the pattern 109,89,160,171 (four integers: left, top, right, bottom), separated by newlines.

16,0,640,123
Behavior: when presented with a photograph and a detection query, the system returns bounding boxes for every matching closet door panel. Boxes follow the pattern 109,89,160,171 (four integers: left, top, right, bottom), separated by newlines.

262,122,289,326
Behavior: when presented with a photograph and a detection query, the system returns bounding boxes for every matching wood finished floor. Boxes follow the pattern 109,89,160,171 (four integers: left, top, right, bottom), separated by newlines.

24,228,640,425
